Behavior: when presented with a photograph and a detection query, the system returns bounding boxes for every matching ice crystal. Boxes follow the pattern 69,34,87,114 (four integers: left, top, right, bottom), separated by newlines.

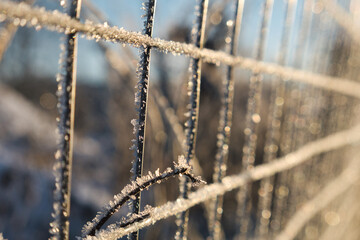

60,0,66,8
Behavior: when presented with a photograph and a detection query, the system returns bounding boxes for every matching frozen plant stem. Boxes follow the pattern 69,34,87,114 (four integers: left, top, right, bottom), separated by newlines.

82,160,204,237
208,0,244,239
50,0,82,240
176,0,208,239
130,0,156,240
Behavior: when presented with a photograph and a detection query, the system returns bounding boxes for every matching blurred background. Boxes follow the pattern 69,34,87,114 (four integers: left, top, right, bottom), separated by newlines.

1,0,360,239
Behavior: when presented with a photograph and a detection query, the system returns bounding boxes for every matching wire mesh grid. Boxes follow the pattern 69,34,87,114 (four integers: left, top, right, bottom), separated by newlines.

0,0,360,239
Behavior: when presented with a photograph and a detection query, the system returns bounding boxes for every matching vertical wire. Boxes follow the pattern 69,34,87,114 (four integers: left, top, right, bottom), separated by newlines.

283,22,328,240
282,2,332,234
235,0,274,239
269,0,314,236
291,8,342,237
130,0,157,239
176,0,208,239
307,34,338,240
254,0,297,238
49,0,82,239
273,0,339,235
318,1,360,237
208,1,245,239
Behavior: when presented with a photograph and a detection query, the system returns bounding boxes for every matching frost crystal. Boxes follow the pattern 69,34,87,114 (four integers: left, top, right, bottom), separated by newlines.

208,0,244,238
60,0,66,8
0,1,357,99
81,161,203,237
50,0,82,239
236,0,273,236
176,0,209,238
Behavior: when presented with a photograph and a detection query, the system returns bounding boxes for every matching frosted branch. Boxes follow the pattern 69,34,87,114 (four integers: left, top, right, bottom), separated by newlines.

1,1,360,98
81,158,204,237
84,124,360,240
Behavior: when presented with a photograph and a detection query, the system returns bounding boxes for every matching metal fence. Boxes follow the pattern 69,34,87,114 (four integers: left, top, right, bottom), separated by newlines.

0,0,360,239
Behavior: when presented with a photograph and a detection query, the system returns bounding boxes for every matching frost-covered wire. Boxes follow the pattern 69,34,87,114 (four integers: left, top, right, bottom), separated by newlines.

81,157,204,237
236,0,273,238
129,1,156,239
151,89,204,177
95,39,205,177
176,0,208,239
208,1,244,239
49,1,82,240
269,0,314,235
0,0,34,61
84,123,360,240
275,157,360,240
255,0,297,237
0,1,360,98
84,0,206,178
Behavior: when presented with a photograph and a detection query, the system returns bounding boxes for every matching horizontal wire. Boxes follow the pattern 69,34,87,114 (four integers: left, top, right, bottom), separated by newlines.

275,156,360,240
1,1,360,99
1,0,359,238
85,123,360,240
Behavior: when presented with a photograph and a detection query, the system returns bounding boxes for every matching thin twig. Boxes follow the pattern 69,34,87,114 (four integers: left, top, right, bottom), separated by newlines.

81,158,204,237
